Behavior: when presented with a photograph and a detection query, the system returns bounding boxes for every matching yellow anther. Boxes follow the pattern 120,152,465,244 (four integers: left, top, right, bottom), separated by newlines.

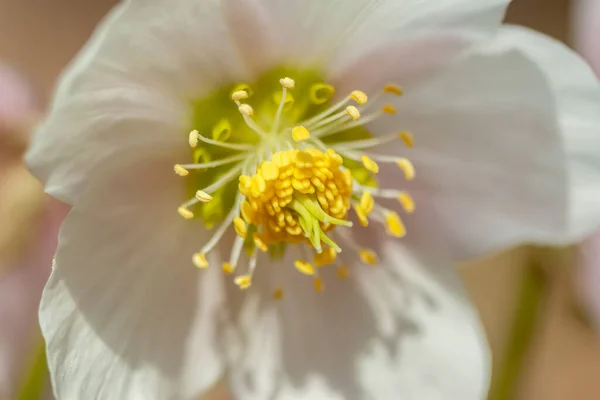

234,275,252,290
385,212,406,238
337,265,349,279
345,106,361,121
292,125,310,142
178,206,194,219
260,161,280,181
231,90,249,101
222,262,234,275
294,260,316,276
359,249,378,265
212,119,232,142
238,104,254,117
174,164,189,176
253,234,269,252
195,190,213,203
397,192,415,213
313,247,337,267
382,104,396,115
240,200,254,223
396,158,415,181
314,277,325,292
232,83,253,98
354,204,369,227
233,217,247,239
398,131,414,148
359,191,374,214
192,252,209,269
310,83,335,104
349,90,368,105
273,288,284,300
188,130,200,148
383,84,403,96
280,77,295,89
361,155,379,174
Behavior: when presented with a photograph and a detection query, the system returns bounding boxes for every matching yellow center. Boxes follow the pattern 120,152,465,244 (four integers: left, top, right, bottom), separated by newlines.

173,70,416,296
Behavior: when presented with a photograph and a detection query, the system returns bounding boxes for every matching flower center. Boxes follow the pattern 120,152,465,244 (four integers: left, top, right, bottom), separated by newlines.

173,69,415,295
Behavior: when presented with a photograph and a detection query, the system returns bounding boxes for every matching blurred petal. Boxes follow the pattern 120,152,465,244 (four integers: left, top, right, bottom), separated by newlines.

573,0,600,74
41,158,225,400
223,237,489,400
580,230,600,331
0,199,66,398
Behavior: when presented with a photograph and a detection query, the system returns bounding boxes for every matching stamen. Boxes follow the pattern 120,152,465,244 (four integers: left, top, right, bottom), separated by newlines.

188,130,200,148
397,192,415,213
337,265,349,279
396,158,415,181
273,288,285,300
197,195,242,255
233,217,247,238
232,90,249,101
178,206,194,219
194,130,254,151
234,275,252,290
229,235,245,267
314,277,325,292
359,192,374,214
385,212,406,238
238,104,254,117
359,249,378,265
280,77,295,89
345,106,361,121
349,90,368,105
192,252,209,269
232,83,253,98
181,154,248,171
381,104,396,115
253,233,269,252
383,84,403,96
174,164,189,176
272,78,293,133
222,262,235,275
295,260,316,276
354,204,369,227
314,247,337,267
398,131,414,147
195,190,213,203
361,155,379,174
292,125,310,142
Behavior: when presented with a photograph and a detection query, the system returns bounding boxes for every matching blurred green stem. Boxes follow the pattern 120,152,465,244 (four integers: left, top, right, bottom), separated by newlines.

15,338,47,400
489,260,548,400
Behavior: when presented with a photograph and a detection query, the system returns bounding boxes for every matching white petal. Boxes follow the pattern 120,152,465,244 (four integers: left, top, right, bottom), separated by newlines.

354,26,600,260
26,0,249,204
573,0,600,73
41,158,226,400
221,0,510,81
222,237,489,400
494,26,600,244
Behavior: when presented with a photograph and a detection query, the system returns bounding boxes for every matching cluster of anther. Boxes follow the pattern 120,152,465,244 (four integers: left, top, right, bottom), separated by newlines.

238,148,353,250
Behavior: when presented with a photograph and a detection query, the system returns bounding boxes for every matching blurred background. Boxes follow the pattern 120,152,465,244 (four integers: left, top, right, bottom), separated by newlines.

0,0,598,399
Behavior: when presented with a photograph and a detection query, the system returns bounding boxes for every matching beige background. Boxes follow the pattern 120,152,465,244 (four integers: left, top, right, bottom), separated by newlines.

1,0,598,399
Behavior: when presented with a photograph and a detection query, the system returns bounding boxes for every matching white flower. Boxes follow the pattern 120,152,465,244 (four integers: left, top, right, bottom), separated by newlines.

26,1,600,399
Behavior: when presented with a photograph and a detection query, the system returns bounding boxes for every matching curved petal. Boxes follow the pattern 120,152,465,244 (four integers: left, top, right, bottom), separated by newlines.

41,157,226,400
26,0,250,204
221,236,489,400
494,26,600,245
343,26,600,260
221,0,511,84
